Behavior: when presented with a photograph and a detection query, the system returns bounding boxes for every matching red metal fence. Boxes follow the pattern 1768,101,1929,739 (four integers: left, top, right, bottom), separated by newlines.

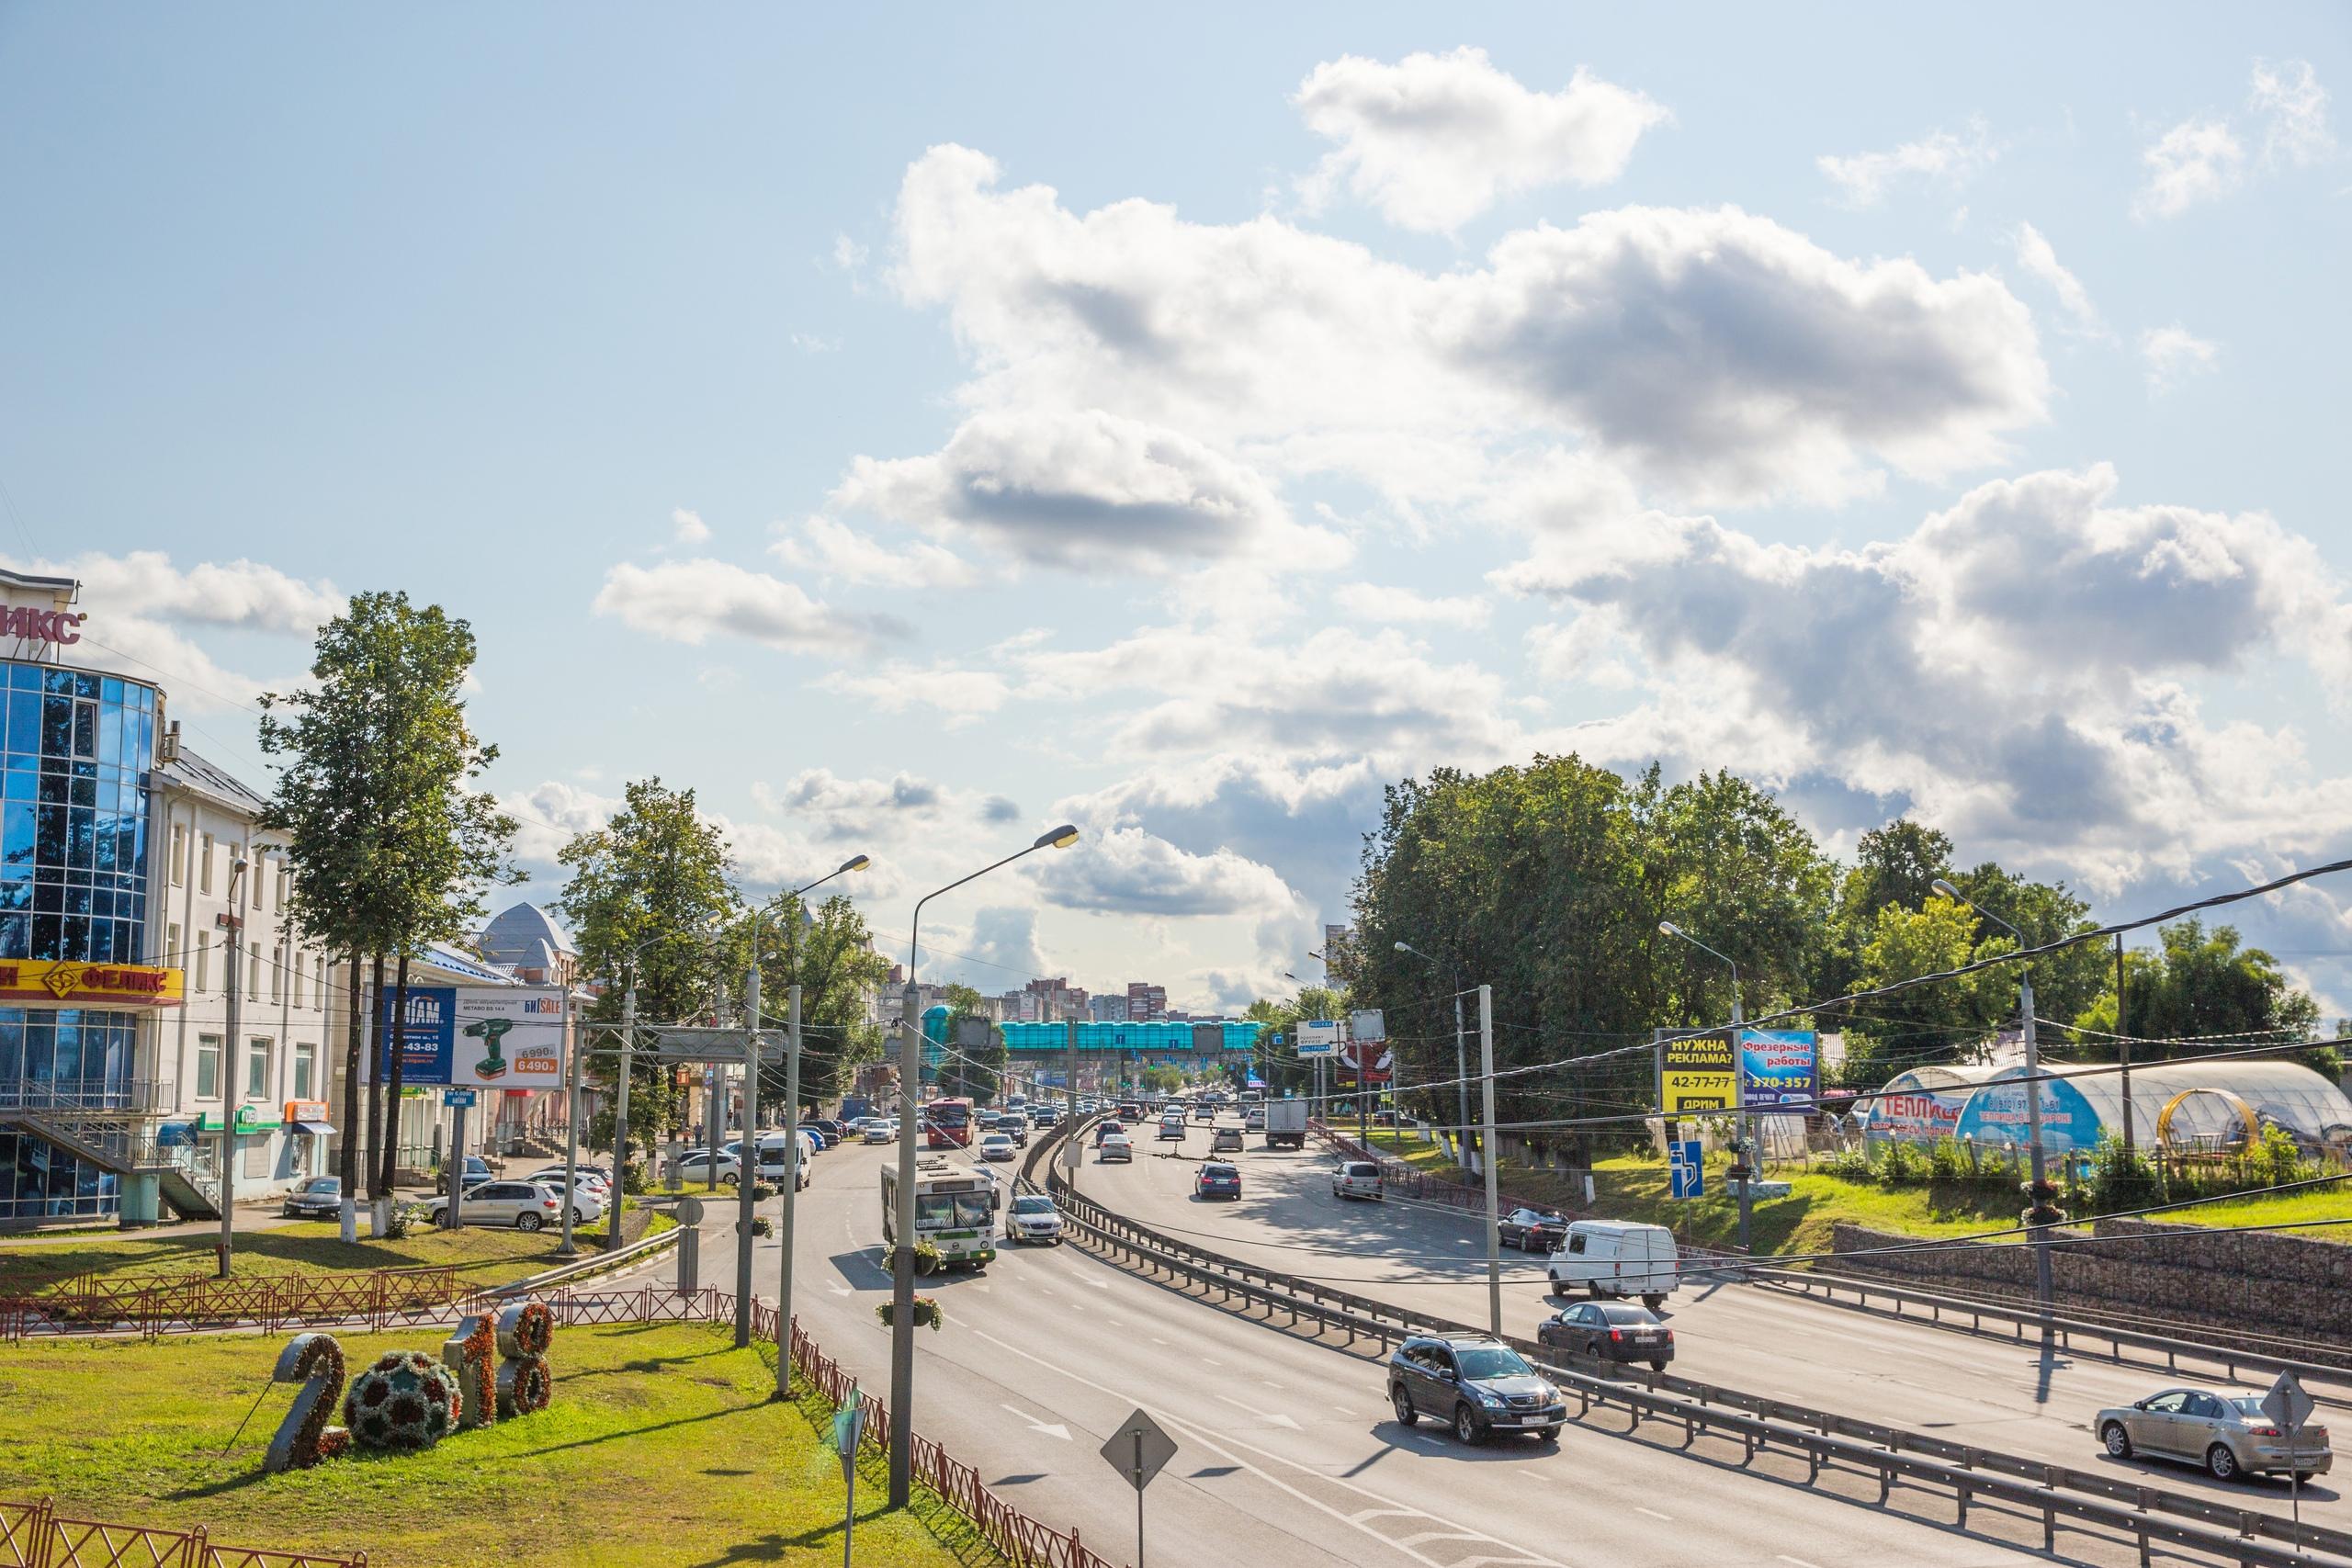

1,1267,460,1343
0,1498,365,1568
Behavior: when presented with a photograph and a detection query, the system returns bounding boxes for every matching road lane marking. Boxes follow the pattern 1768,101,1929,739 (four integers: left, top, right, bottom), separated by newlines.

971,1327,1576,1568
1634,1507,1670,1521
998,1402,1072,1440
1776,1558,1825,1568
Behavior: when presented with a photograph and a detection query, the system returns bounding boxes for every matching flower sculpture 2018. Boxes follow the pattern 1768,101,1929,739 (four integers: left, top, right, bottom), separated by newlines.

343,1349,459,1451
441,1313,498,1429
495,1299,556,1416
263,1332,351,1472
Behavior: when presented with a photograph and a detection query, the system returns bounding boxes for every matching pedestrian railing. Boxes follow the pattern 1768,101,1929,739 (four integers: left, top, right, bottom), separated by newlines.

0,1498,365,1568
1024,1125,2352,1568
0,1266,462,1342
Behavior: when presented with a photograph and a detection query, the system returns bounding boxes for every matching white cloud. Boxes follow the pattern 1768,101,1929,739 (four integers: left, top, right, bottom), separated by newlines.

886,146,2048,512
2008,222,2107,337
1817,121,1997,207
813,658,1013,725
770,514,977,588
2135,116,2245,219
2140,325,2220,393
832,234,868,271
834,409,1349,571
496,780,623,878
2251,58,2336,168
1331,581,1491,627
1038,826,1303,919
1293,48,1668,233
671,508,711,545
590,558,907,653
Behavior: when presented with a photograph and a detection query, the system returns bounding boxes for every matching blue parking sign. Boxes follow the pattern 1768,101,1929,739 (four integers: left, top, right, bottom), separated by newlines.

1669,1138,1704,1200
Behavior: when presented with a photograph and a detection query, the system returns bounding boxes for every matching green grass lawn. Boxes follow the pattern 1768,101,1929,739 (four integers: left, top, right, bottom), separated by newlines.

0,1320,996,1567
1361,1128,2351,1253
0,1201,673,1292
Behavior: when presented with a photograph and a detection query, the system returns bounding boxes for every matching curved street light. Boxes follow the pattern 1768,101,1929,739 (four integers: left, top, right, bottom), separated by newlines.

888,824,1078,1507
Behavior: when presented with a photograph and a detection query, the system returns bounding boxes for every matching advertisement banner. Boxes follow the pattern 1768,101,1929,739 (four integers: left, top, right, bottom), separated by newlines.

1738,1029,1818,1110
1340,1039,1392,1085
378,985,567,1089
0,958,184,1009
1660,1032,1736,1114
1953,1071,2105,1153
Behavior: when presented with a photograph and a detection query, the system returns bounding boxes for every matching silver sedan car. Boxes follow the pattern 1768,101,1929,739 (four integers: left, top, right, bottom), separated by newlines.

2096,1386,2333,1481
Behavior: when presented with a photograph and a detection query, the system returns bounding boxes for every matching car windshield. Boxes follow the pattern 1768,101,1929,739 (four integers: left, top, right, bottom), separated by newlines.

303,1178,338,1193
1204,1165,1236,1178
1598,1304,1656,1324
2228,1397,2271,1418
1013,1196,1056,1215
954,1193,994,1227
915,1194,957,1228
1455,1347,1533,1380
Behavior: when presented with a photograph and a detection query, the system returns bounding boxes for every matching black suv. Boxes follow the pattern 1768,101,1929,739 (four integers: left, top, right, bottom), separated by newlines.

1388,1334,1565,1445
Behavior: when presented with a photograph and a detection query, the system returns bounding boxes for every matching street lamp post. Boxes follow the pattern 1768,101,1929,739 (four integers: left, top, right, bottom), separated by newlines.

1395,942,1467,1162
214,855,250,1279
1932,879,2057,1311
889,826,1079,1509
1657,921,1751,1252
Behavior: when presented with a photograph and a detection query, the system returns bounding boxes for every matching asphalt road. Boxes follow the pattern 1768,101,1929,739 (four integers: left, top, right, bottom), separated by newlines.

1069,1118,2347,1538
605,1135,2236,1568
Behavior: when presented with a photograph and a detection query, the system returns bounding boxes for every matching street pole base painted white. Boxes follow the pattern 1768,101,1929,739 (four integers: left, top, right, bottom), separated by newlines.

339,1197,357,1245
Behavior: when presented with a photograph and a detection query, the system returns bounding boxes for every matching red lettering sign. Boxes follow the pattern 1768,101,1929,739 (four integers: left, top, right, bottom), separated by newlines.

5,606,83,645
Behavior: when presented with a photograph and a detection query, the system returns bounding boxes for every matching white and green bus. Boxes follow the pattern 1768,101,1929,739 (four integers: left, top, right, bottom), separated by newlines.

881,1156,1000,1271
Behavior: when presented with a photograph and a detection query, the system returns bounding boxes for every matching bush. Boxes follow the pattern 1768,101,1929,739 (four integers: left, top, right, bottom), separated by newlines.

621,1162,649,1197
379,1202,422,1241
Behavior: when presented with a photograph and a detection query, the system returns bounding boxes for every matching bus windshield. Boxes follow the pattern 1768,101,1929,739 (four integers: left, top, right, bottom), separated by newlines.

914,1191,992,1229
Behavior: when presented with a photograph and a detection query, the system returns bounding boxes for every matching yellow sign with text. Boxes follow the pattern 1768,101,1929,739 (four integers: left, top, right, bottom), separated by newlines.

0,959,185,1009
1660,1032,1736,1114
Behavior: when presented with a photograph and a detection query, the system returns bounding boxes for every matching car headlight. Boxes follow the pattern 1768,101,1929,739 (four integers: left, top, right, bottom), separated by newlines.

1475,1387,1505,1406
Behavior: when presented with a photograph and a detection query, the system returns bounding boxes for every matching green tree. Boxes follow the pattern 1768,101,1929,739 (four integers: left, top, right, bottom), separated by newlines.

2073,919,2324,1060
1839,895,2005,1078
750,890,892,1111
557,779,742,1162
1813,819,1955,1001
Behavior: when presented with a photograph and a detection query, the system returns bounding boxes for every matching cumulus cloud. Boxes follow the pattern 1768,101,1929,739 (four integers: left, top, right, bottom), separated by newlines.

2140,325,2220,393
2137,62,2335,220
886,146,2048,511
2251,58,2336,168
925,906,1053,987
812,658,1012,724
1331,582,1491,626
2135,116,2245,219
671,508,711,545
2009,222,2107,337
770,514,978,588
590,558,907,653
1038,826,1302,919
1293,48,1668,232
1817,120,1998,207
835,409,1349,570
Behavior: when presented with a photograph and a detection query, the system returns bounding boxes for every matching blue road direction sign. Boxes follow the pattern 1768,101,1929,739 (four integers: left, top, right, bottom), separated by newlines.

442,1089,478,1108
1669,1138,1704,1200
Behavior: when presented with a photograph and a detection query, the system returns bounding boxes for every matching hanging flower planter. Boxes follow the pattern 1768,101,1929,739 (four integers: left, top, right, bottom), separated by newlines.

876,1296,944,1331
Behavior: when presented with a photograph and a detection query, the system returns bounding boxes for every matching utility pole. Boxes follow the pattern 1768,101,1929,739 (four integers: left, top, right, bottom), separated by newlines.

888,984,921,1507
1478,984,1500,1337
606,983,636,1252
2116,933,2135,1160
1731,991,1751,1255
556,979,583,1257
1064,1011,1080,1198
1451,982,1467,1168
215,855,249,1279
736,962,760,1348
2020,972,2056,1310
775,983,801,1400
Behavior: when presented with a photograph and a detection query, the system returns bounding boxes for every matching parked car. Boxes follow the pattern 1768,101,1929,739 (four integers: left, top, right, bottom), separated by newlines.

978,1132,1018,1162
520,1167,610,1200
1210,1125,1246,1154
806,1118,847,1145
1006,1193,1065,1245
1546,1220,1680,1311
1157,1115,1187,1141
1194,1162,1241,1200
280,1175,342,1219
1498,1206,1569,1253
1388,1334,1565,1444
1331,1160,1384,1201
426,1180,563,1232
668,1149,742,1185
1099,1131,1135,1162
1538,1302,1674,1371
2096,1387,2334,1481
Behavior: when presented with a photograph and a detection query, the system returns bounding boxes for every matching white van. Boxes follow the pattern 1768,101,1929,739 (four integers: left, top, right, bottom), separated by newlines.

1545,1221,1679,1310
752,1130,816,1190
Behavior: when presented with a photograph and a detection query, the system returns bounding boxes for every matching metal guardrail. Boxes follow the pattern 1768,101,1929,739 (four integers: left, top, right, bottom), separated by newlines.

1022,1125,2351,1567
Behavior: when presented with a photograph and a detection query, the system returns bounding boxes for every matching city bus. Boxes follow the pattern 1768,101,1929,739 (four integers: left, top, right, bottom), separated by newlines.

880,1156,999,1270
923,1096,975,1149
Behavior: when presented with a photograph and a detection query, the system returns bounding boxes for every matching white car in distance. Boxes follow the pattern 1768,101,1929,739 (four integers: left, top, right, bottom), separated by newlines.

978,1132,1018,1162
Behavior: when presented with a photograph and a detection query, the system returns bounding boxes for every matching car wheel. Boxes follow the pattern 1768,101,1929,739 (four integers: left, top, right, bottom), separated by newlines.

2101,1422,2132,1460
1536,1425,1560,1443
721,1173,739,1187
517,1213,544,1233
1584,1340,1601,1359
2206,1444,2239,1482
1392,1385,1418,1427
1642,1293,1666,1313
1649,1359,1667,1374
1453,1404,1483,1445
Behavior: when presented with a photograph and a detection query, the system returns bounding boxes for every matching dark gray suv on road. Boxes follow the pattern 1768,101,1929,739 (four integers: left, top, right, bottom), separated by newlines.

1387,1334,1566,1444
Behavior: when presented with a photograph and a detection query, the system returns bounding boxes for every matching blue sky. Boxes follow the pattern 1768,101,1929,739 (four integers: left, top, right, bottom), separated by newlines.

7,6,2351,1011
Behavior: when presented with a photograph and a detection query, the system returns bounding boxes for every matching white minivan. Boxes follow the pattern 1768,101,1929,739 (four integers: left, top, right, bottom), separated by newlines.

752,1130,817,1190
1545,1220,1680,1311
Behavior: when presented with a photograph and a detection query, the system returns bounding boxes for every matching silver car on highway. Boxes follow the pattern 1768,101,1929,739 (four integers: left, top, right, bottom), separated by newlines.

2096,1385,2332,1481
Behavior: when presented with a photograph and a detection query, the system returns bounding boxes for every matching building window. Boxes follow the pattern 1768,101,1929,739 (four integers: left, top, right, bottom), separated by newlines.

315,954,327,1010
278,866,291,908
196,1035,220,1100
249,852,264,911
246,1037,270,1100
248,941,260,997
291,951,303,1008
293,1041,314,1100
165,922,180,967
194,931,209,993
170,823,186,887
271,942,284,1002
198,833,213,894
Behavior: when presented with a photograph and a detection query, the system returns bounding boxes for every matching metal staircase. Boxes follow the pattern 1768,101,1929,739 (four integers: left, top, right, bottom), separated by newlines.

5,1108,222,1219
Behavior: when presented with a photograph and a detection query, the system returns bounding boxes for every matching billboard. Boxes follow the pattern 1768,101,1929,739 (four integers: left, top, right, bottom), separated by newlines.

1738,1030,1818,1110
1660,1032,1736,1114
1348,1010,1385,1044
1340,1039,1392,1085
1190,1022,1225,1053
378,985,567,1089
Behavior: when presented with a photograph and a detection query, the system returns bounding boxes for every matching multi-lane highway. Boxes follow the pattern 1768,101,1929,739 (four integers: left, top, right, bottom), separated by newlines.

610,1126,2268,1568
1066,1112,2348,1537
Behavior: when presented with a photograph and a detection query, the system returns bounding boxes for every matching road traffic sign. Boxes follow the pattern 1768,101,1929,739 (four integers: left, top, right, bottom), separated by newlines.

646,1027,752,1064
441,1089,477,1108
2263,1369,2315,1434
1669,1138,1704,1199
1099,1406,1178,1492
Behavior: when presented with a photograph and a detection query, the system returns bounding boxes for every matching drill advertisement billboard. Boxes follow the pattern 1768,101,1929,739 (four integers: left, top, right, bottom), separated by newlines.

377,985,567,1088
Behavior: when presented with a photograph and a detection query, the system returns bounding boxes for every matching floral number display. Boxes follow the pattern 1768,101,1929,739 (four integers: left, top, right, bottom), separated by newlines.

263,1333,352,1472
495,1300,556,1416
343,1350,458,1451
441,1314,498,1430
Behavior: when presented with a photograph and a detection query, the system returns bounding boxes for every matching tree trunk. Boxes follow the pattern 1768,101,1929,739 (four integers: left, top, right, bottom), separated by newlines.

365,953,386,1198
378,951,410,1198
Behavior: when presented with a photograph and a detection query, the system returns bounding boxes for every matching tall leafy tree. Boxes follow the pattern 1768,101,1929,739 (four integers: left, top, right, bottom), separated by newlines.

557,778,741,1163
751,891,892,1111
2073,919,2323,1055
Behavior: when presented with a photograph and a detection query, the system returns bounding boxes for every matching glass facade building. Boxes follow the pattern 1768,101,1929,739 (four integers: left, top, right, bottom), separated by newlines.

0,660,157,1221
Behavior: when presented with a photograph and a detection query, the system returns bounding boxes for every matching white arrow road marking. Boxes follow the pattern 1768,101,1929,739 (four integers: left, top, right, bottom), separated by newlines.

1396,1532,1484,1549
973,1329,1576,1568
1776,1559,1826,1568
1349,1509,1419,1523
1215,1394,1302,1429
1634,1507,1670,1522
998,1403,1071,1441
828,1282,852,1296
